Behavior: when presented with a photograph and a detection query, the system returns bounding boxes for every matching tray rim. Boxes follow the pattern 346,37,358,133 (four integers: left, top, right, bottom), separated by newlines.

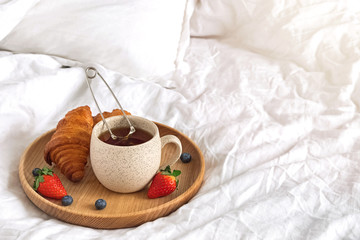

18,122,205,226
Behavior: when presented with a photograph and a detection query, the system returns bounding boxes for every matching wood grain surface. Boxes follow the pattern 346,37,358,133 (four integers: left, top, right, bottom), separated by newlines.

18,122,205,229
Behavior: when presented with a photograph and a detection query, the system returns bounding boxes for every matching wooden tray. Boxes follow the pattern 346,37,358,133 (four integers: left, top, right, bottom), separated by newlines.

19,122,205,229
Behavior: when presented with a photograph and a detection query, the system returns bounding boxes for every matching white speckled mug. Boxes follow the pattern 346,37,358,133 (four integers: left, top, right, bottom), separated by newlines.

90,115,182,193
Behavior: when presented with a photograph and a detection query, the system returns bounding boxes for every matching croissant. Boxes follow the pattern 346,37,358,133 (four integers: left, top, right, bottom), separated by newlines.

44,106,94,182
93,109,131,126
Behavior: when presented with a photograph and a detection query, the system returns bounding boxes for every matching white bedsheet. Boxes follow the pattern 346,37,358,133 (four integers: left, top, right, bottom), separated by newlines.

1,0,360,239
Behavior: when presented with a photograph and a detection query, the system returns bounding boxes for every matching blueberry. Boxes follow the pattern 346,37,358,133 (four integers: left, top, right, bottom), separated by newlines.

95,199,107,210
180,153,192,163
61,195,73,206
32,168,41,176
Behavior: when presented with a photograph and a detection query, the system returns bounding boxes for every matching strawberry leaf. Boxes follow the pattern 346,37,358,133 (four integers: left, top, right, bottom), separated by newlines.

41,167,53,176
161,165,172,174
160,165,181,177
172,170,181,177
33,175,44,190
32,166,53,190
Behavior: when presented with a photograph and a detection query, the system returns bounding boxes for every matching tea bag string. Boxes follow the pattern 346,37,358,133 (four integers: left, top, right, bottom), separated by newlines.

85,67,136,140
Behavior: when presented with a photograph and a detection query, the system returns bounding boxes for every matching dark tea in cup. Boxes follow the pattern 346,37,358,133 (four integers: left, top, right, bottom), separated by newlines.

99,127,153,146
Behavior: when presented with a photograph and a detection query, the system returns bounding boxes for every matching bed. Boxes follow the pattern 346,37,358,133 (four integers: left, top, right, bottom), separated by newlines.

1,0,360,239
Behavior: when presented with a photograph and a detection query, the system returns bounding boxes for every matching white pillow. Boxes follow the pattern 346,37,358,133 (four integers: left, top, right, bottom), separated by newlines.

190,0,249,37
0,0,196,78
0,0,40,41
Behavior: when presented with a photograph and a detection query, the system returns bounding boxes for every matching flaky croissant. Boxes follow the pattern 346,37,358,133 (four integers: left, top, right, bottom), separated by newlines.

44,105,94,182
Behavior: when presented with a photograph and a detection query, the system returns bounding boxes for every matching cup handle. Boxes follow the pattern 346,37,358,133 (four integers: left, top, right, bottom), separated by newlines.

159,135,182,170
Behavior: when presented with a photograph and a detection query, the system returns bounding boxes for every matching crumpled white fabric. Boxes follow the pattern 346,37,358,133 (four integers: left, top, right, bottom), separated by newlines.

1,0,360,239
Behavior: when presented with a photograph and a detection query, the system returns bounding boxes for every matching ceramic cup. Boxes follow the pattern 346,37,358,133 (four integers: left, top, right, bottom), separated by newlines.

90,115,182,193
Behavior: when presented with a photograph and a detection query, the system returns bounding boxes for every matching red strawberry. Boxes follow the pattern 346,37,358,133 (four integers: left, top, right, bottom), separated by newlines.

33,167,67,199
147,165,181,199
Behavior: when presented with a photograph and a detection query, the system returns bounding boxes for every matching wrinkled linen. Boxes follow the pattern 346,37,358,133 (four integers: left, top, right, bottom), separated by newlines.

1,1,360,240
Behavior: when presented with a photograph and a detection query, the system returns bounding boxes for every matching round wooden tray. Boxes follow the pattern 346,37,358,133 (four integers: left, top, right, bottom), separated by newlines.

18,122,205,229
